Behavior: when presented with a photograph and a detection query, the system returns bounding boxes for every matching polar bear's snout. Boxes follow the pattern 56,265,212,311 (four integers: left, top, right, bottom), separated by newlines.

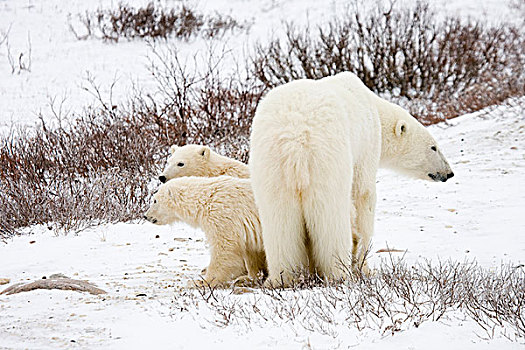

158,175,167,183
428,171,454,182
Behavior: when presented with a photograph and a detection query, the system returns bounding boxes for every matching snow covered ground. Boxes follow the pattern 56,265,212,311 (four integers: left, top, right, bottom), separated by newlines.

1,101,524,349
0,0,519,129
0,0,524,349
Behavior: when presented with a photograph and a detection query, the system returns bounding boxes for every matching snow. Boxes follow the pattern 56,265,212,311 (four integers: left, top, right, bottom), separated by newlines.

0,0,519,130
359,317,522,350
374,103,525,267
1,0,524,349
1,101,523,349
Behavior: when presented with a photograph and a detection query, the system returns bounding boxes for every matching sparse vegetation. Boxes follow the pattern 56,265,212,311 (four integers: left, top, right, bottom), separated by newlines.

3,29,32,75
0,46,263,238
1,0,524,239
0,26,9,47
177,259,525,341
69,2,249,42
252,2,525,124
1,1,524,344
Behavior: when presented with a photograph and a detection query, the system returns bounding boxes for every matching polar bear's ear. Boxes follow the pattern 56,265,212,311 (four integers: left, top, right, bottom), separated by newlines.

169,145,178,155
395,120,408,137
199,146,210,160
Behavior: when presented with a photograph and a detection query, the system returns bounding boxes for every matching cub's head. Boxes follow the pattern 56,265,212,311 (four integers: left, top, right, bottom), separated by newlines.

143,184,180,225
383,106,454,182
158,144,211,183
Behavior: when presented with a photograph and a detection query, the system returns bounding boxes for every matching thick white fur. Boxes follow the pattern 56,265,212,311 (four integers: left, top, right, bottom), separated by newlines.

144,176,265,288
158,144,251,279
249,72,453,286
160,144,249,181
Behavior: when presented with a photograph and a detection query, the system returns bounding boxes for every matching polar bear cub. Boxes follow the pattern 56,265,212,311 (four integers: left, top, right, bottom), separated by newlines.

249,72,453,286
158,144,249,183
144,176,266,287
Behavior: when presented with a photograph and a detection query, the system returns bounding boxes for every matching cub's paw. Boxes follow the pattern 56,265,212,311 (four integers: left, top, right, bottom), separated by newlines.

186,278,211,289
232,275,258,287
186,277,226,289
351,263,376,279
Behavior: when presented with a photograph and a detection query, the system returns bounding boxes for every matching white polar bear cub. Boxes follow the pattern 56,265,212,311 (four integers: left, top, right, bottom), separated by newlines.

249,72,453,286
158,144,249,183
144,176,266,287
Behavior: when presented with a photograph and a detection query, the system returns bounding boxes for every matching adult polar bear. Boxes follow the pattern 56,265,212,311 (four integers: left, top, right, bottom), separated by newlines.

249,72,453,286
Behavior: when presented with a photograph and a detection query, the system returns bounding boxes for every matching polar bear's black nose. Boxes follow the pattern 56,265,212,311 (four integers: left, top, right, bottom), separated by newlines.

159,175,167,183
447,172,454,179
429,172,450,182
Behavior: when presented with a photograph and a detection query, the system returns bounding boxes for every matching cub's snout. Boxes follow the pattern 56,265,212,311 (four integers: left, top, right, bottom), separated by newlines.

428,171,454,182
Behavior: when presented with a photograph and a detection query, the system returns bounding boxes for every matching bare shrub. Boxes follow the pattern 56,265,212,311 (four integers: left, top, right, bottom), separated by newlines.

0,46,262,239
4,31,32,74
70,2,248,42
203,12,248,39
2,1,524,239
0,25,10,47
0,97,160,237
252,1,525,124
175,259,525,341
138,44,265,162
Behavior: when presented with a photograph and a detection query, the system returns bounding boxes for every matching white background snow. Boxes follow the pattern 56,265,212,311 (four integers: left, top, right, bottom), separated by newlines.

0,0,524,349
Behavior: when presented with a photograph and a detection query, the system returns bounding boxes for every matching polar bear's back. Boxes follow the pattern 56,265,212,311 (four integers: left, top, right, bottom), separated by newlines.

250,76,380,193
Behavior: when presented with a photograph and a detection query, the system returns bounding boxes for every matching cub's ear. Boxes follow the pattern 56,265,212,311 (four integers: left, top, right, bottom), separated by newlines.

169,145,178,155
395,120,407,137
199,146,210,160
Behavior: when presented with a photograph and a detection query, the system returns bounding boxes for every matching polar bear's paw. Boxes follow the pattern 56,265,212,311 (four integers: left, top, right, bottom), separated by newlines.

186,278,224,289
351,262,377,279
232,275,259,287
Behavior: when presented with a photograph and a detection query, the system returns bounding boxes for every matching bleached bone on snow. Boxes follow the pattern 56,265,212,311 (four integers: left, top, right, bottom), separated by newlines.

0,274,107,295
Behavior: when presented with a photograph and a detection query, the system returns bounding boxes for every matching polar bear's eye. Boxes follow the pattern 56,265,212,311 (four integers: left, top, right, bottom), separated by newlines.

177,162,184,167
431,146,437,152
153,199,157,204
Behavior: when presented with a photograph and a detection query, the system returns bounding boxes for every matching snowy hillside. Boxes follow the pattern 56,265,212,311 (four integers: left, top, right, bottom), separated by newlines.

0,0,524,349
1,101,524,349
0,0,519,129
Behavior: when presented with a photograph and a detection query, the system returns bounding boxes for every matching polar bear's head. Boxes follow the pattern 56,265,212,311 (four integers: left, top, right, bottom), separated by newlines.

144,184,181,225
158,144,211,183
381,105,454,182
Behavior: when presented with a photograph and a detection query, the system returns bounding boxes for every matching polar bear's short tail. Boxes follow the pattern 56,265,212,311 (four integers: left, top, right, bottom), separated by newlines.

277,126,312,192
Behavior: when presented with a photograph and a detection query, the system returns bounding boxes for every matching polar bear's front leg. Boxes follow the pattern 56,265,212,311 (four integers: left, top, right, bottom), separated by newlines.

243,249,267,282
189,239,247,288
352,174,377,276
